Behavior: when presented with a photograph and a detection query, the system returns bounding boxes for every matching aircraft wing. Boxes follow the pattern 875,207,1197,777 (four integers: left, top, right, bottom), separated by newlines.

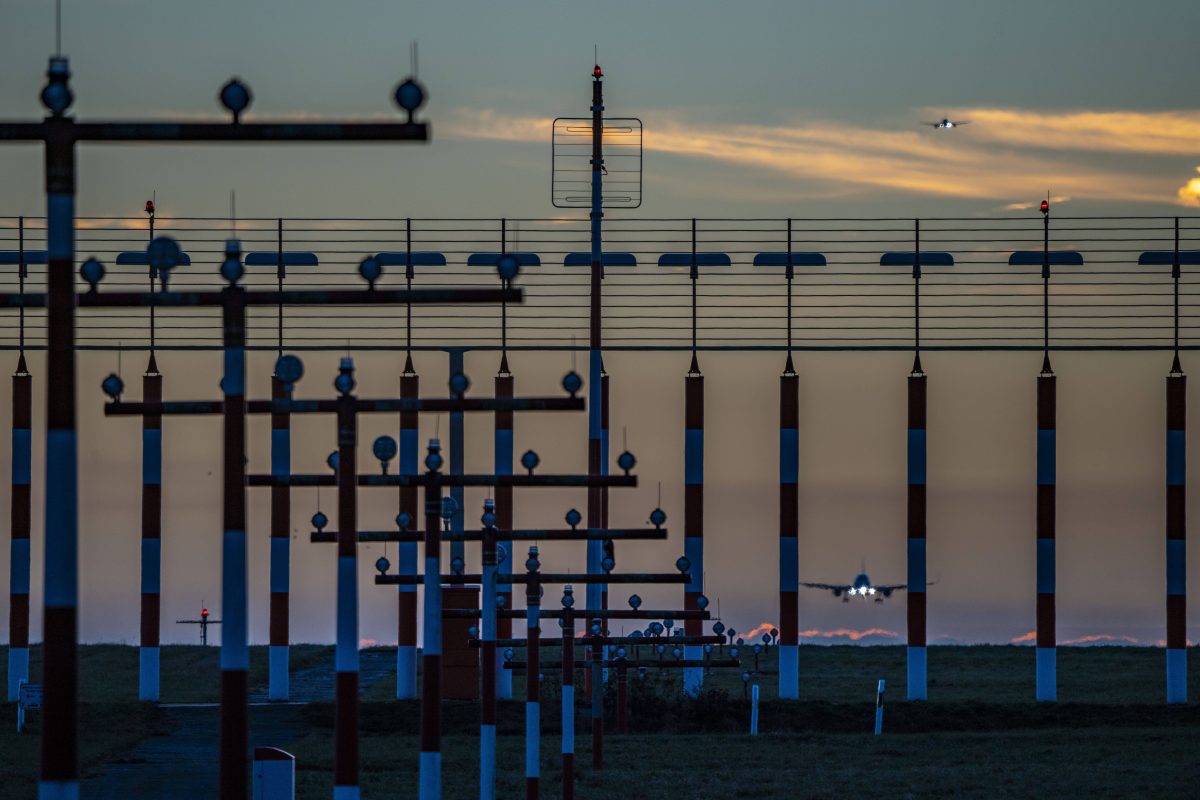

873,583,908,593
950,120,970,126
800,582,851,593
920,121,941,127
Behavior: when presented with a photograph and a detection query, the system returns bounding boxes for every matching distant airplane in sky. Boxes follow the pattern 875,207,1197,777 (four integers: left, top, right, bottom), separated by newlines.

922,117,970,129
801,565,917,603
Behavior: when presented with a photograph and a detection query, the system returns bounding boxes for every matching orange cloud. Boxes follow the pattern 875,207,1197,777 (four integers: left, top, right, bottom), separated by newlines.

947,108,1200,155
443,108,1171,204
740,622,778,641
1177,167,1200,207
799,627,900,642
1062,634,1139,646
1010,631,1036,644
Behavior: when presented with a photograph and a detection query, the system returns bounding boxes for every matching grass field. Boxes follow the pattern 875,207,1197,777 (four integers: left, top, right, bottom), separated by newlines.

1,644,1197,798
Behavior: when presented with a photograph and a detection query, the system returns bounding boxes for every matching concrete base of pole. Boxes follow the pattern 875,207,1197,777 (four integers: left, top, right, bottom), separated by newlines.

480,723,496,800
1166,648,1187,704
396,645,417,700
253,747,295,800
906,645,927,701
1036,647,1057,702
8,646,29,702
561,685,574,749
778,645,799,699
683,646,703,696
525,701,540,779
268,645,289,702
37,781,79,800
139,646,160,702
750,684,760,735
419,751,441,800
497,656,513,700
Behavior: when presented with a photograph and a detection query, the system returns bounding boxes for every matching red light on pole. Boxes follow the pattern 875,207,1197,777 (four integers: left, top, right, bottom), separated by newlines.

202,608,209,618
593,64,603,78
1040,199,1049,214
144,199,155,216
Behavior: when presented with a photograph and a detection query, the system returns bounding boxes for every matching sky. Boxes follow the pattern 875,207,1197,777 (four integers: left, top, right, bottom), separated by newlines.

0,0,1199,648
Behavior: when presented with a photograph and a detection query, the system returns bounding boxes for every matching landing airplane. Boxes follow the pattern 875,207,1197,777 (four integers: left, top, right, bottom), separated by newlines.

923,117,970,130
801,567,912,603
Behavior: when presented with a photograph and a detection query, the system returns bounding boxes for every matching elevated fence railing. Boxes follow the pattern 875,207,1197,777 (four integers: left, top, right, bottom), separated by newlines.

2,215,1198,350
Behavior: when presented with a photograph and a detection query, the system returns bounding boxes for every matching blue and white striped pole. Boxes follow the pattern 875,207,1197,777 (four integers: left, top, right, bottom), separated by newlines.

419,440,444,800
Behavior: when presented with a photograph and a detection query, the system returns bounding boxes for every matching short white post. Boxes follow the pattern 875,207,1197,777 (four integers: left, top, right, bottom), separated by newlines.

749,683,760,736
252,747,295,800
874,679,885,736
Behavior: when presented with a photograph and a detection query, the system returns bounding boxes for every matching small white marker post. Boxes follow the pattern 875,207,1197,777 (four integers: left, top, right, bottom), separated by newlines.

874,679,886,736
750,683,760,736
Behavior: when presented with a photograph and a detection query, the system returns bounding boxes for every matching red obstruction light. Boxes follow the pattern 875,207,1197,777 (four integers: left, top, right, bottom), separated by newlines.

1040,199,1049,214
593,64,603,78
201,608,209,618
144,199,155,215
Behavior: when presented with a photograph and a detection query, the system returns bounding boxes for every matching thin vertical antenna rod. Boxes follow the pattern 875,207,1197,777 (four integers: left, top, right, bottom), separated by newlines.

55,0,62,56
17,216,25,354
277,217,284,356
501,218,508,361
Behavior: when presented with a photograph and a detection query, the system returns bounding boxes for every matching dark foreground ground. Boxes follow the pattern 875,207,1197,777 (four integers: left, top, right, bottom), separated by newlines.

1,644,1197,798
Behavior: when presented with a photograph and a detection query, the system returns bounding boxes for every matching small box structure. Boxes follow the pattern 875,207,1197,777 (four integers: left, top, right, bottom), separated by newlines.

17,681,42,733
252,747,295,800
443,586,481,700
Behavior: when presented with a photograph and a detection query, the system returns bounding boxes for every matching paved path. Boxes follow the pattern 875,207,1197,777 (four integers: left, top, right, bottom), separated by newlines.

84,650,395,799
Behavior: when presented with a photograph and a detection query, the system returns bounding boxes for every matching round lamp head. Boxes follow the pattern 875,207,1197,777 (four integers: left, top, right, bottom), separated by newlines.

274,354,304,386
394,78,426,114
358,256,383,287
617,450,636,473
561,371,583,397
520,450,540,473
219,78,252,119
375,556,390,575
373,435,398,464
448,372,470,397
101,373,124,401
496,253,520,282
565,508,582,528
80,257,105,290
649,508,667,527
628,594,642,610
312,511,328,530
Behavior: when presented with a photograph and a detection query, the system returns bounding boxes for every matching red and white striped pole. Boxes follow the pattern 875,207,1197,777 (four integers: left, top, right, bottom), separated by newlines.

683,218,705,697
525,547,542,800
779,355,799,699
219,266,251,799
1166,222,1187,704
683,353,704,696
419,439,444,800
779,222,800,700
495,358,514,701
8,353,31,702
268,373,291,701
398,356,419,699
41,59,81,798
480,500,498,800
334,359,360,799
1035,201,1057,702
907,224,928,701
560,588,575,800
139,357,163,701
